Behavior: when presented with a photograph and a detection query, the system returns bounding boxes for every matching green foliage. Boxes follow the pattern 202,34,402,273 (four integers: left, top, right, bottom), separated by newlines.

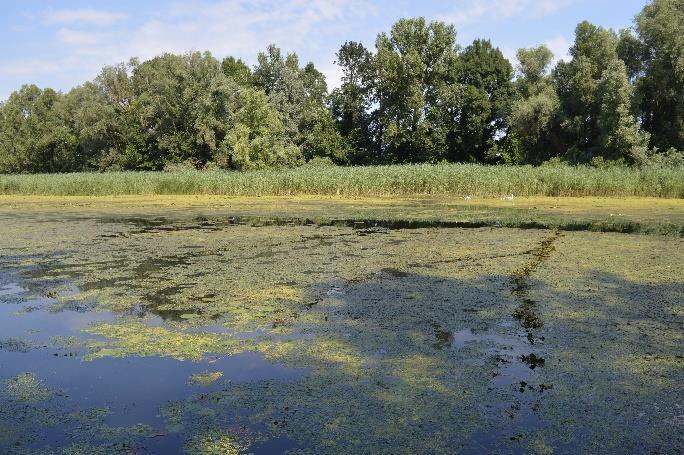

596,60,650,163
554,21,622,162
509,82,560,163
0,85,78,173
634,0,684,152
253,45,305,142
299,103,351,163
221,56,254,87
486,134,526,165
253,45,344,162
0,163,682,198
551,20,662,165
517,46,554,84
131,52,239,167
373,18,459,163
217,88,301,170
512,45,558,129
0,4,682,173
616,29,645,81
455,39,514,162
330,41,376,164
92,60,151,171
333,19,513,165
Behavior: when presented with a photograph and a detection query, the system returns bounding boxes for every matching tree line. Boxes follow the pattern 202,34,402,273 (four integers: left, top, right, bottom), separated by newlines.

0,0,682,173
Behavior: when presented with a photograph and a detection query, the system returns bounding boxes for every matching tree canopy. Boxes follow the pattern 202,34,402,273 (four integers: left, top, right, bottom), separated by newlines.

1,0,682,173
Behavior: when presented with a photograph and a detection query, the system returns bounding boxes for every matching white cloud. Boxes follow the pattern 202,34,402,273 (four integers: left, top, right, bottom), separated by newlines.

545,35,571,63
55,28,113,48
0,59,62,77
43,9,127,26
2,1,373,99
500,46,518,65
318,61,345,90
45,1,373,65
441,0,576,25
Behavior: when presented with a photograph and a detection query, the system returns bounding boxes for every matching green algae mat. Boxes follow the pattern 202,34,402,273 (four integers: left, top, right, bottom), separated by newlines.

2,194,683,235
0,196,682,454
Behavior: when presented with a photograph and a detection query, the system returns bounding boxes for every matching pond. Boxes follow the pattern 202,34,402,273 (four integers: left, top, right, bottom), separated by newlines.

0,208,682,454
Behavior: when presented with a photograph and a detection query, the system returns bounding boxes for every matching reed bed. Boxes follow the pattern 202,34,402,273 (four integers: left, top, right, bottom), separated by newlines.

1,163,682,198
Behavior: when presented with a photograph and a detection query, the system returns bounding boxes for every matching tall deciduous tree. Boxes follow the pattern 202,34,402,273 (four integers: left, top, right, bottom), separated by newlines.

61,82,116,169
0,85,77,173
131,52,239,168
635,0,684,152
216,88,300,170
554,21,656,163
509,46,561,163
373,18,460,163
330,41,375,163
254,45,346,162
91,60,150,170
596,59,650,163
332,18,513,164
555,21,621,161
453,39,513,162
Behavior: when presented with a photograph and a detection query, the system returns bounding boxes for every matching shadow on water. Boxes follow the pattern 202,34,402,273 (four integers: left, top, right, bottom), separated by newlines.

94,213,683,236
458,233,561,453
286,258,679,453
96,214,500,236
0,225,681,454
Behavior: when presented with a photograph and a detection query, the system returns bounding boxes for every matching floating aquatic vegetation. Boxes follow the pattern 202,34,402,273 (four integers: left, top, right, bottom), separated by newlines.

61,442,136,455
185,431,247,455
0,204,682,454
188,371,224,386
4,373,52,403
0,427,15,445
0,337,32,353
83,321,247,361
50,335,84,349
160,401,218,434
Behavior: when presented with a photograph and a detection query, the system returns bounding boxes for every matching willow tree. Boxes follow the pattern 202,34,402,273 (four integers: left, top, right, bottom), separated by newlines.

635,0,684,152
509,45,561,163
0,85,77,173
253,45,346,162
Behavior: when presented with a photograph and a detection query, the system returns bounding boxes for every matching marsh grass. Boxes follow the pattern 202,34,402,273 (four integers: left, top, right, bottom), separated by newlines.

0,163,683,198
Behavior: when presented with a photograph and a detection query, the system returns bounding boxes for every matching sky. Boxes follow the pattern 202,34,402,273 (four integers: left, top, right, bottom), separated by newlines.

0,0,650,101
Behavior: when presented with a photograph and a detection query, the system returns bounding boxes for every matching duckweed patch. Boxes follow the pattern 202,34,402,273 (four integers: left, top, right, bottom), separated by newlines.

0,205,682,454
4,373,53,403
2,195,683,236
188,371,224,386
185,431,247,455
0,337,32,353
83,321,246,361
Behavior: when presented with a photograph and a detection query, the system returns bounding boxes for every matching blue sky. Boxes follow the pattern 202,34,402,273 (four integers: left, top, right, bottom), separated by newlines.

0,0,649,101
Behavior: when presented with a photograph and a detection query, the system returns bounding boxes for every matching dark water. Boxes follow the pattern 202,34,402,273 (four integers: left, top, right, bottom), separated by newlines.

0,276,305,454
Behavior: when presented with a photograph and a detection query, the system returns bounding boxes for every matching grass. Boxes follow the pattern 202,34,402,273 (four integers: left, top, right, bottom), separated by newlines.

0,163,683,198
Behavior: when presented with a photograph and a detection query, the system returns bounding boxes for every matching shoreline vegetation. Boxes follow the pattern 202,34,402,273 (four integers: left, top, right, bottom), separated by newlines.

1,1,683,176
1,164,683,198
